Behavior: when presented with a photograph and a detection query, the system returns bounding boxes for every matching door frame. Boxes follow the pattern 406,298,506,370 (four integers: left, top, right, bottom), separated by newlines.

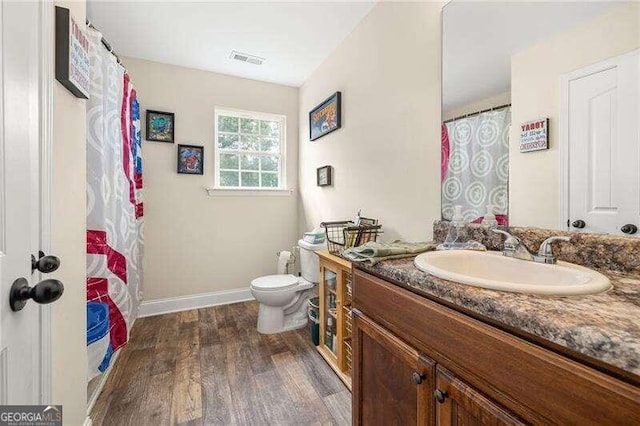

38,0,54,404
559,48,640,231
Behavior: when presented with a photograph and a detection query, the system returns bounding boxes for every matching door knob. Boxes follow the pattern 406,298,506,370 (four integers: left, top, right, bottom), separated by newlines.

31,251,61,273
571,220,586,229
621,224,638,235
434,389,448,403
9,277,64,312
412,372,425,385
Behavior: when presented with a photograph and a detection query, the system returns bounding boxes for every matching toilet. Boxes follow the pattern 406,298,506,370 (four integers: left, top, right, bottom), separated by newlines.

250,239,325,334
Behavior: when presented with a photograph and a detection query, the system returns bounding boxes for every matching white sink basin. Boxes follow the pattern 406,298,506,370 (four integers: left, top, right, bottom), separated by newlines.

414,250,611,296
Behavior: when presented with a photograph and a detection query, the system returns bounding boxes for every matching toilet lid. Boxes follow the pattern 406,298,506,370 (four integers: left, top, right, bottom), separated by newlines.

251,274,300,291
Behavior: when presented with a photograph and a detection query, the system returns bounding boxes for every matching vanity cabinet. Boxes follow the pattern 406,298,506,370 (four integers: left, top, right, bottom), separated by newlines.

352,268,640,425
434,367,523,426
317,250,353,390
352,312,434,425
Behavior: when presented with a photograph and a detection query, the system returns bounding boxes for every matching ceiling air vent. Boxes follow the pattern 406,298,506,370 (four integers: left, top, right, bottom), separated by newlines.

230,51,265,65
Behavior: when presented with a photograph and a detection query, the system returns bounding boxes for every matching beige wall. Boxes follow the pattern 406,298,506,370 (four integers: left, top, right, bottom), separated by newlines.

51,1,88,424
443,91,511,122
509,3,639,228
123,58,299,300
298,1,443,241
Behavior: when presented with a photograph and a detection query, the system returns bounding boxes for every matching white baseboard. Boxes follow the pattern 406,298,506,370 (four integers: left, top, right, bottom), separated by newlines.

86,349,121,416
137,287,254,318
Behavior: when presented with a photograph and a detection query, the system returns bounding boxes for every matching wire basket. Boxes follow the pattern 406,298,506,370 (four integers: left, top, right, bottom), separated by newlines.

321,220,382,255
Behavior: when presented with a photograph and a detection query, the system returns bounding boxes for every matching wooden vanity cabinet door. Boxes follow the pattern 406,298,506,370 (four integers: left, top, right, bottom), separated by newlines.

435,366,524,426
352,310,435,425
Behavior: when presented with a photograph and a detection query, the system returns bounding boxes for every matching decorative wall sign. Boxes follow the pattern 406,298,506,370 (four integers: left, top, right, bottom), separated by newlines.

146,110,175,142
177,144,204,175
520,118,549,152
309,92,341,141
55,6,90,99
317,165,332,187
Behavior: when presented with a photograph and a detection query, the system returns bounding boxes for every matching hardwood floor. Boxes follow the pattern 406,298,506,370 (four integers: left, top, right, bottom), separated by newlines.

90,301,351,425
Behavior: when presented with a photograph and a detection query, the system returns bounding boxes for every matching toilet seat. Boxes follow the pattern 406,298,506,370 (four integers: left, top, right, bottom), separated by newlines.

251,274,300,291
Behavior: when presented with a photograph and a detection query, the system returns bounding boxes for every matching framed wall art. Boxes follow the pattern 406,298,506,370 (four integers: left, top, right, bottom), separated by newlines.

177,144,204,175
146,110,175,142
309,92,341,141
55,6,90,99
317,165,332,187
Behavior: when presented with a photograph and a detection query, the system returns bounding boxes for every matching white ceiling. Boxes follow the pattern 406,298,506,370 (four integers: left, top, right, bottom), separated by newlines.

86,1,376,87
443,1,625,112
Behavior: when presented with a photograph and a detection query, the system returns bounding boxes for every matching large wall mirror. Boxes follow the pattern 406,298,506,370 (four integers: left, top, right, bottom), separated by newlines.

442,2,639,237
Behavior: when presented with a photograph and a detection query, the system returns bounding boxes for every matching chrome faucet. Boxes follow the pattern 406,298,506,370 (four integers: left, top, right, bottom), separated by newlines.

491,229,571,264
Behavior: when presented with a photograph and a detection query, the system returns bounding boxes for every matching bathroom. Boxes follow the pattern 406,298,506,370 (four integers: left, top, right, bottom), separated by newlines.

0,0,638,425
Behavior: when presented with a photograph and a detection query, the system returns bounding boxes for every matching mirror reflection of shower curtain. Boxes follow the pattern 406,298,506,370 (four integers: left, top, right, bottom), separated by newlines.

86,28,144,380
441,108,510,224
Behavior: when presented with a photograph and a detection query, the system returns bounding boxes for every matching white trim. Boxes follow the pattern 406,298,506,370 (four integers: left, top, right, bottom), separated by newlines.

206,187,293,197
137,288,254,318
38,0,53,405
559,48,640,231
83,416,93,426
86,349,121,416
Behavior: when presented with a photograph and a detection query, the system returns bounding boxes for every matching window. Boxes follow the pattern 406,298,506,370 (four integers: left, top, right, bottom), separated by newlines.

215,108,286,190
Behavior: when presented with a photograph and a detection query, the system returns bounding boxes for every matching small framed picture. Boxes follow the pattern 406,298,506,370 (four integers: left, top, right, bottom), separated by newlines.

146,110,175,142
177,144,204,175
317,165,332,187
309,92,341,141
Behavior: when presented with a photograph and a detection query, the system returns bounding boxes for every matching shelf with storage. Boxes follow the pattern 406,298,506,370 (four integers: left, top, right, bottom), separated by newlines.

317,250,353,391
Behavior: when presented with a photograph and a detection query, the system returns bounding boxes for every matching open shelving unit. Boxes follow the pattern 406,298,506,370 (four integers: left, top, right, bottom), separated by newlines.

317,250,353,390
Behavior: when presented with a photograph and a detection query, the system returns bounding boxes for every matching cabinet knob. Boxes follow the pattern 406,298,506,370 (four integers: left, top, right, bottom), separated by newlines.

434,389,448,404
621,224,638,235
571,220,586,229
412,372,425,385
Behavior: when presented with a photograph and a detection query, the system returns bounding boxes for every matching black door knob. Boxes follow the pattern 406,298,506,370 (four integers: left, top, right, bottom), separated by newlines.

434,389,448,403
31,252,61,274
621,224,638,235
9,277,64,312
412,372,425,385
571,220,586,229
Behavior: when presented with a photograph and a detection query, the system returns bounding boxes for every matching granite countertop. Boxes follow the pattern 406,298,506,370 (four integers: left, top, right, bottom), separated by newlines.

356,256,640,379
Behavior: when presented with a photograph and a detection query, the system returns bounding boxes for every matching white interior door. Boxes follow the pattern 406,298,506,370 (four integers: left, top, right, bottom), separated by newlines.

0,1,52,404
566,50,640,236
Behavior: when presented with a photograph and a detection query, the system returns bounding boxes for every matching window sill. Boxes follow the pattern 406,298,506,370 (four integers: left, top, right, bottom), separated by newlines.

206,187,294,197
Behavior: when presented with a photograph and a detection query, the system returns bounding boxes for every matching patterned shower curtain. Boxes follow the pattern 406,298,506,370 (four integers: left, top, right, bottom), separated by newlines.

441,108,510,224
86,28,143,380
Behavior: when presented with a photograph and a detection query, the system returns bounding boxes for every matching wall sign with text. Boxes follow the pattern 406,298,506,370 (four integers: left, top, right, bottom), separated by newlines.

520,118,549,153
55,6,90,99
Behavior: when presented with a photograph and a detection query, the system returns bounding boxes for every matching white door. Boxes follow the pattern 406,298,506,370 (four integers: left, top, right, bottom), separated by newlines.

0,1,59,404
566,50,640,236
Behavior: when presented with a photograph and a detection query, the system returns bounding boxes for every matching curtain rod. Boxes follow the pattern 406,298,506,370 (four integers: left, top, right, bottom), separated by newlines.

85,20,125,69
443,103,511,124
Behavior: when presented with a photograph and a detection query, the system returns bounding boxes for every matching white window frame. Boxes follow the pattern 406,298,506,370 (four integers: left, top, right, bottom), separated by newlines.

213,107,288,194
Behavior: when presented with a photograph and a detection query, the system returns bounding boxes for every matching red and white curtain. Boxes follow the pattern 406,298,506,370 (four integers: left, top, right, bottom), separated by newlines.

86,28,143,379
441,108,510,225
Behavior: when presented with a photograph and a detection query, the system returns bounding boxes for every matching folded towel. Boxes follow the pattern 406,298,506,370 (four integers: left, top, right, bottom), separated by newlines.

342,240,436,265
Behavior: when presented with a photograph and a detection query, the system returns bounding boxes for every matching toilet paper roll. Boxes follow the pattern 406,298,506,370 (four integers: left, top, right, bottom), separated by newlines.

277,250,293,274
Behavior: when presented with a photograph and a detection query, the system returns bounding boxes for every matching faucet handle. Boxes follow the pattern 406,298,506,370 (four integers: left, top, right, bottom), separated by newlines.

536,236,571,264
491,229,521,250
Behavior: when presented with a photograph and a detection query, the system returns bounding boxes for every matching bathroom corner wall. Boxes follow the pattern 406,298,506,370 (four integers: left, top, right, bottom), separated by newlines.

51,1,88,423
509,3,640,228
298,1,444,241
123,58,299,301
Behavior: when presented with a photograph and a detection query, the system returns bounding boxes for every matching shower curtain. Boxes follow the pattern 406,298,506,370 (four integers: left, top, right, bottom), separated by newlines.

86,28,143,380
441,108,510,225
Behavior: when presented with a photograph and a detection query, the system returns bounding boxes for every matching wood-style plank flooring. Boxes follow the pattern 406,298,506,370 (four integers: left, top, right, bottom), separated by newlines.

91,301,351,425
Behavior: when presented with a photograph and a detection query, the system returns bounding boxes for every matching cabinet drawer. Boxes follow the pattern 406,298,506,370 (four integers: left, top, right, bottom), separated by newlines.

353,269,640,425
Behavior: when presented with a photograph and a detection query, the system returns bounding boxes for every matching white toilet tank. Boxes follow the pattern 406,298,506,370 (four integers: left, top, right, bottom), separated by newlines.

298,239,326,283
